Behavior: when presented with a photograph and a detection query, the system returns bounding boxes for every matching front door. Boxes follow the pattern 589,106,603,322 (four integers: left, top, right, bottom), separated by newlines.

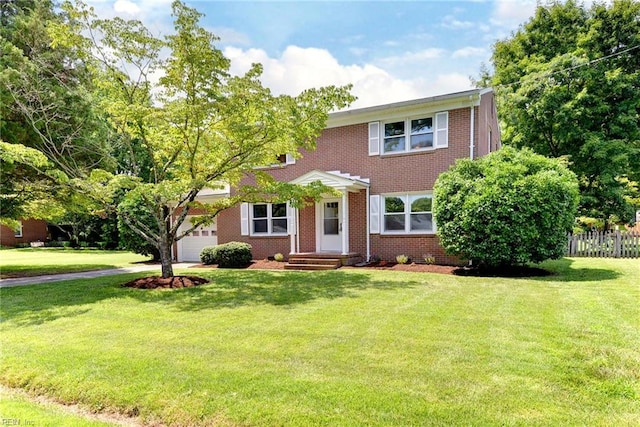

319,198,341,252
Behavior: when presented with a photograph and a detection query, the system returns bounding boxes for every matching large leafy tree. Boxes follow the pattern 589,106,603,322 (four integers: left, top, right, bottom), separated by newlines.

50,0,354,277
0,0,115,225
485,0,640,227
434,147,579,268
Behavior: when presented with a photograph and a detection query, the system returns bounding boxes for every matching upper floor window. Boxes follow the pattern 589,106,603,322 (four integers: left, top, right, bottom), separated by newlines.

384,118,434,153
382,193,434,234
370,111,448,156
251,203,287,235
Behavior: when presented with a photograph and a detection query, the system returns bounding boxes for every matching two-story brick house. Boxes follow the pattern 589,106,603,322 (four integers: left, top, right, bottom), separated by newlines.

175,88,500,265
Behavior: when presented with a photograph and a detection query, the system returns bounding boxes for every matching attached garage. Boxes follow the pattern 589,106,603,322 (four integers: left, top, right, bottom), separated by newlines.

176,216,218,262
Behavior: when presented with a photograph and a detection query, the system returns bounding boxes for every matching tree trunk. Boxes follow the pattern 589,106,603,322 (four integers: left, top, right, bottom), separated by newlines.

157,206,174,278
159,238,174,278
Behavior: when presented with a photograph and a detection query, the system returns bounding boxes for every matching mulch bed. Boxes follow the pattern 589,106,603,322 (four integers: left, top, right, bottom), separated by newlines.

123,275,209,289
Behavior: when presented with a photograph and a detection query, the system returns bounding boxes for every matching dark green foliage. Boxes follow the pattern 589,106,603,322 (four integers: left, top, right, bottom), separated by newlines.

117,191,160,261
211,242,252,268
200,246,217,265
485,0,640,225
434,147,579,267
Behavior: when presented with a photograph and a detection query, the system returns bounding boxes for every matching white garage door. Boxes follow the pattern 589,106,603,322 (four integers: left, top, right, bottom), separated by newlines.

177,216,218,262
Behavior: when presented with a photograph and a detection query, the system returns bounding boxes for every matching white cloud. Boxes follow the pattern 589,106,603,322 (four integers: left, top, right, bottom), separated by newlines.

113,0,140,15
491,0,537,28
452,47,488,58
224,45,473,109
379,48,445,68
441,15,475,30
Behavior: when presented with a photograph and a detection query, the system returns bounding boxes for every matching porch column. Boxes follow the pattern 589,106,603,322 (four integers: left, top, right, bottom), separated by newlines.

341,190,349,255
289,205,297,255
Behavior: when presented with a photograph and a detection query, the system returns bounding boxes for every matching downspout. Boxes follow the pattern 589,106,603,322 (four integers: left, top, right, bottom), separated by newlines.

366,186,370,262
469,97,475,160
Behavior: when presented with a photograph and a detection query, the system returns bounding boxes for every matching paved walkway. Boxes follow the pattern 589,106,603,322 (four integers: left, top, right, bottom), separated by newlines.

0,263,198,288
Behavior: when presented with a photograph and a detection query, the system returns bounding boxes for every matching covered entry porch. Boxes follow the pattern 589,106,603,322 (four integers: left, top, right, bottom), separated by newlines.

288,170,370,263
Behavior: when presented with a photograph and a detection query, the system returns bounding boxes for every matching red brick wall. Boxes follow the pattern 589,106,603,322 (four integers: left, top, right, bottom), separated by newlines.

217,104,494,265
0,219,48,247
476,91,501,158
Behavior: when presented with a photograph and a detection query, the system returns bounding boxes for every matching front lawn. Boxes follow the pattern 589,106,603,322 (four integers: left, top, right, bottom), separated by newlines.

0,248,151,278
1,258,638,426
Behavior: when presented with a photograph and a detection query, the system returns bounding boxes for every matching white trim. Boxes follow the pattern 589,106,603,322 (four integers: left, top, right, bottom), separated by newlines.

285,153,296,165
288,204,296,254
469,106,475,159
290,169,369,192
327,88,489,128
381,192,436,235
249,202,289,237
316,198,343,252
341,191,348,254
381,112,448,155
296,208,300,254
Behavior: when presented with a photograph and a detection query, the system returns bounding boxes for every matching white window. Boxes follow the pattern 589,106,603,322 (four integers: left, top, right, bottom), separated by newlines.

382,193,434,234
14,221,23,238
251,203,288,236
275,153,295,165
379,112,447,155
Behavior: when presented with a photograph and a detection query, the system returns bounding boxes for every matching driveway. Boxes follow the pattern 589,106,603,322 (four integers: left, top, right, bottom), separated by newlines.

0,263,198,288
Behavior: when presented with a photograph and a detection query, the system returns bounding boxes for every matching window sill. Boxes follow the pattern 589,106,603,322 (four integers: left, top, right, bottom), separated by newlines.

249,234,289,238
379,232,436,237
253,163,291,170
380,146,447,158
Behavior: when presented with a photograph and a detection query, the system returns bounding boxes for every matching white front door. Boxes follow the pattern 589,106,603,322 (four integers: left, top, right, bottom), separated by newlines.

319,198,341,252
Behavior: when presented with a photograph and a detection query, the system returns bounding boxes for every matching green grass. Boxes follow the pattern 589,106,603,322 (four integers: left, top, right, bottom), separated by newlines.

0,387,115,426
0,248,151,278
1,258,639,426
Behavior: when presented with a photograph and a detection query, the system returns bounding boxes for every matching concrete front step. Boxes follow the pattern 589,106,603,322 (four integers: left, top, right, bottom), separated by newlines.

283,263,339,271
284,257,341,270
287,252,362,266
287,257,342,266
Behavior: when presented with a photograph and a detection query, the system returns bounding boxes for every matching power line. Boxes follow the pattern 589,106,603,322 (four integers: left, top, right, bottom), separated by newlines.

493,43,640,91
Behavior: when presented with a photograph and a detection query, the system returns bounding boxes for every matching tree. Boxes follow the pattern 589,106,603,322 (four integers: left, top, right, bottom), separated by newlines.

51,0,354,277
484,0,640,227
433,147,579,268
0,0,115,225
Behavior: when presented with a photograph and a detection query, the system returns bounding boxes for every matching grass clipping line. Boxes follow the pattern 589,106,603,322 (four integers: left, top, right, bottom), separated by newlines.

122,276,209,289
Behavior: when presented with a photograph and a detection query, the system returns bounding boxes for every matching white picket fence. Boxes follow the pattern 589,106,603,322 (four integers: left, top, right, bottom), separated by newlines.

567,230,640,258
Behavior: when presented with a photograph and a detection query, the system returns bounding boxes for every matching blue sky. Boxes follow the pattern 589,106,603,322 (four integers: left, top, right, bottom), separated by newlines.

86,0,539,108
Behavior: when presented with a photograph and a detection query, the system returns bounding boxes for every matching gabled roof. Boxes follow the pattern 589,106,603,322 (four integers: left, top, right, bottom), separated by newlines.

290,170,370,192
327,87,494,128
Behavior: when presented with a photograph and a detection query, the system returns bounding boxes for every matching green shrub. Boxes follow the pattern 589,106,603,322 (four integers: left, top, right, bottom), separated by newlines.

433,147,579,267
396,254,409,264
423,254,436,265
212,242,252,268
200,246,218,265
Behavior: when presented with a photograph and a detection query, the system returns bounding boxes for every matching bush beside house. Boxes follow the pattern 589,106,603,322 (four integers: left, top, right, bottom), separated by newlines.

434,147,579,267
